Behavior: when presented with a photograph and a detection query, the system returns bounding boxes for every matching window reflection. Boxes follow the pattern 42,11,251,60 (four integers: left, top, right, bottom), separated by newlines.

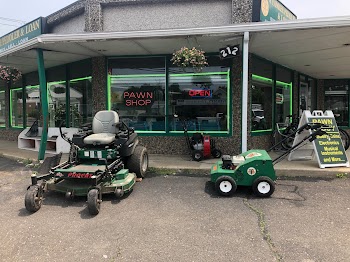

11,88,24,128
325,80,349,126
168,72,229,132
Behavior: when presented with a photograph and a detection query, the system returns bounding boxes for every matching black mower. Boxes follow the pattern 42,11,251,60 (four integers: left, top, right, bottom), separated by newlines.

174,115,222,161
25,110,148,215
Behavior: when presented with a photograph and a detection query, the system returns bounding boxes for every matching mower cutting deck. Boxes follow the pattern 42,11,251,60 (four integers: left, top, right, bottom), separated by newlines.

25,110,148,215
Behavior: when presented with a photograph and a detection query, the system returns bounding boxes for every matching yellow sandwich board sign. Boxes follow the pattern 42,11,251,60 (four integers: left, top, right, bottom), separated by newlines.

288,110,349,168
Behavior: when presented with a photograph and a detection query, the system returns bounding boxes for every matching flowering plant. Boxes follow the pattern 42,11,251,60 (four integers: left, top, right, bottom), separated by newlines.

0,65,22,83
171,47,208,71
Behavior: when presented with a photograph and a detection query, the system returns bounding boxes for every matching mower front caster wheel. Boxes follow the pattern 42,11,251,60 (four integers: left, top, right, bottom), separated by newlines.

25,185,43,213
211,149,222,158
87,189,101,215
215,176,237,196
252,176,275,197
192,150,203,161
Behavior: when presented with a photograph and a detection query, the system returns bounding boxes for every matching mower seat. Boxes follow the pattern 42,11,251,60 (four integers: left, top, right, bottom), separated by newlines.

83,110,119,145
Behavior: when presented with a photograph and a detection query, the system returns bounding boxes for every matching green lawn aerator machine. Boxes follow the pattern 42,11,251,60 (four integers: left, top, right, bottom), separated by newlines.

25,110,148,215
211,123,327,197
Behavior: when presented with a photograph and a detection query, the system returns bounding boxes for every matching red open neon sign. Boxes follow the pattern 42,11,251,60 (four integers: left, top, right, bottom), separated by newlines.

188,89,212,98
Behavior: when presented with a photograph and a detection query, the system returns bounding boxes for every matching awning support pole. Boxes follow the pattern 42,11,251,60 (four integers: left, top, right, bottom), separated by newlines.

241,31,249,153
37,48,48,161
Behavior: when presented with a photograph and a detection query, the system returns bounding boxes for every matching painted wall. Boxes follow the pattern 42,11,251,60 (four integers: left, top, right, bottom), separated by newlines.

103,1,233,32
50,15,85,34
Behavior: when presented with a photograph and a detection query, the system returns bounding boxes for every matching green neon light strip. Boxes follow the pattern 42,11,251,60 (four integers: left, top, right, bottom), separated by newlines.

169,72,229,77
227,69,230,133
252,74,292,89
70,76,92,82
110,72,229,79
290,82,293,116
111,74,165,78
107,75,111,110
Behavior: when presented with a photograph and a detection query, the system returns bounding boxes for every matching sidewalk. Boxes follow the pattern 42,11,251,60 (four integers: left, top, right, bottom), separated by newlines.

0,139,349,177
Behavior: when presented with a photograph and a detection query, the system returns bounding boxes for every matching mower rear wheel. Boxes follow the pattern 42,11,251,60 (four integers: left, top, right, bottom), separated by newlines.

192,150,203,161
211,149,222,158
87,189,101,215
127,145,149,178
25,185,43,213
252,176,275,197
215,176,237,196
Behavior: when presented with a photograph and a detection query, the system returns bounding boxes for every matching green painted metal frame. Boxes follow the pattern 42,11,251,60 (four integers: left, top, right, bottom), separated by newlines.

37,49,48,161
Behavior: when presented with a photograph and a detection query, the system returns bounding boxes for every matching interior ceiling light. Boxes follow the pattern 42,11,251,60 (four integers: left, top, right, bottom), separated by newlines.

97,49,107,52
304,64,311,66
343,43,350,46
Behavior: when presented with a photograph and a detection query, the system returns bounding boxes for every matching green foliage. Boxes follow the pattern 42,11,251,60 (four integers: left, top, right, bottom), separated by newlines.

171,47,208,71
336,173,348,178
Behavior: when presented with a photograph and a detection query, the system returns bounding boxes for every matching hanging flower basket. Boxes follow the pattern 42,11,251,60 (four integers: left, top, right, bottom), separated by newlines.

0,65,22,83
171,47,208,72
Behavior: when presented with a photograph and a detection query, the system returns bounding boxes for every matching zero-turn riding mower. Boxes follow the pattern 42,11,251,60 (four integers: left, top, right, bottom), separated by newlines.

25,110,148,215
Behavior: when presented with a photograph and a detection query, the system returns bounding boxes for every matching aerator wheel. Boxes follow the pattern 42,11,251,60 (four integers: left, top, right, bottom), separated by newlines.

192,150,203,161
252,176,275,197
215,176,237,196
87,189,101,215
211,149,222,158
25,185,43,213
127,145,149,178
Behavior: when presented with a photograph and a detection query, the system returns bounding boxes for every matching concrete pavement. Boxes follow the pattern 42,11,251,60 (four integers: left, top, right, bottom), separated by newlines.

0,139,349,177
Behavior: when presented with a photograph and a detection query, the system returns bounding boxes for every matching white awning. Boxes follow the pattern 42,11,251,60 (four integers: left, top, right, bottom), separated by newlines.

1,15,350,78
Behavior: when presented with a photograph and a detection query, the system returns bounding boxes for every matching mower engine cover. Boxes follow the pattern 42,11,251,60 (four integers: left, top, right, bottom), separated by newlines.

210,149,276,187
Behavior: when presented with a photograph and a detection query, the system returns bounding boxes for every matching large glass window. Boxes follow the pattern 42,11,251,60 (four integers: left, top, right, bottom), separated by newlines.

251,57,273,131
108,57,166,131
168,72,229,132
108,56,231,134
325,80,349,126
69,77,93,127
0,90,5,127
26,85,41,127
10,87,24,128
48,81,67,127
275,66,292,124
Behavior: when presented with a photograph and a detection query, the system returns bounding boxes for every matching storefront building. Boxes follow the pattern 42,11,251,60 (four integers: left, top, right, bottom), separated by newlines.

0,0,349,155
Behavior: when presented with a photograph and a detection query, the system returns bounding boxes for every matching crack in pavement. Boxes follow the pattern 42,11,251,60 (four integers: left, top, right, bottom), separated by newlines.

243,198,284,262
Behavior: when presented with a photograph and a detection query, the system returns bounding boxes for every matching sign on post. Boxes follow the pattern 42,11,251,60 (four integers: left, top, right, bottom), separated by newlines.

288,110,349,168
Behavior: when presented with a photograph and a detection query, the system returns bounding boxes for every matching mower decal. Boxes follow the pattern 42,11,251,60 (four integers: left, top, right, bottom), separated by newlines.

67,172,93,179
247,167,257,176
90,151,94,158
84,151,89,157
245,152,262,159
55,172,64,177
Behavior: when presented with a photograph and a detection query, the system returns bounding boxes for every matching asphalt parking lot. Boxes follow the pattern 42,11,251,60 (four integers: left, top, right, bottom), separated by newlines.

0,157,349,262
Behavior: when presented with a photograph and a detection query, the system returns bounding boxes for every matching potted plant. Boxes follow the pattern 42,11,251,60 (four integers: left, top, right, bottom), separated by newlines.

0,65,22,83
171,47,208,72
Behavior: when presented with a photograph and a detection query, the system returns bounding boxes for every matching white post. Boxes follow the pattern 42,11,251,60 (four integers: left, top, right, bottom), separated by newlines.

241,31,249,153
